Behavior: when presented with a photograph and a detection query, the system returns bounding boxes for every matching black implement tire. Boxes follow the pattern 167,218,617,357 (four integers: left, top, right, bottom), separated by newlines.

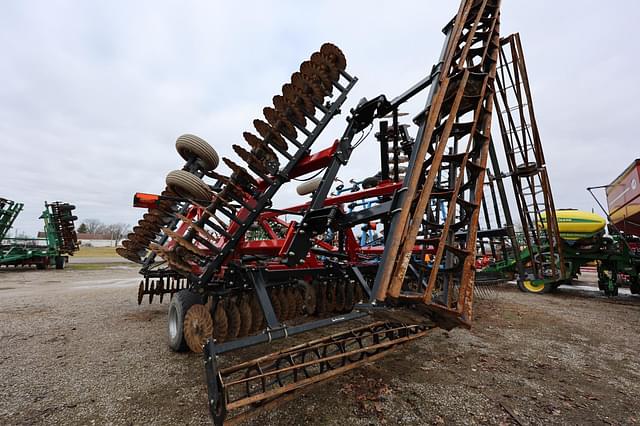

167,290,203,352
55,256,65,270
166,170,212,202
176,134,219,171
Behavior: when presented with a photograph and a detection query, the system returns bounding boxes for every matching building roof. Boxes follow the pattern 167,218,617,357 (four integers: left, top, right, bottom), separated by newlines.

37,232,113,240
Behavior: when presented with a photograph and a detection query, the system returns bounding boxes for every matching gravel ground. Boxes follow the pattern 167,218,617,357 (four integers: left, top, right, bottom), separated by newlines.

1,267,639,425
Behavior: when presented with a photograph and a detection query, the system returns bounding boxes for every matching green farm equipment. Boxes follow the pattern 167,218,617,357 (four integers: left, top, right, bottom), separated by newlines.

0,200,79,269
482,218,640,296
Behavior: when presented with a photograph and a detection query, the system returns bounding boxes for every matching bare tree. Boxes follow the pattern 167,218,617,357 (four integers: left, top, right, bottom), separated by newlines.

105,223,131,245
83,219,104,234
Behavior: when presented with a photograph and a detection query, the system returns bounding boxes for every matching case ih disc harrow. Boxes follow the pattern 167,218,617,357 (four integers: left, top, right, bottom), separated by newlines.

115,0,573,423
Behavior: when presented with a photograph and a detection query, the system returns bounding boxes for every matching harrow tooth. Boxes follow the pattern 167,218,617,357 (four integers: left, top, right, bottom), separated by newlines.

249,294,264,333
303,281,316,314
272,95,307,129
232,144,272,179
282,82,316,115
310,51,340,82
184,304,214,353
263,107,298,140
162,227,207,257
137,280,144,305
315,281,327,315
335,280,346,313
242,132,280,173
148,283,154,304
158,280,165,304
289,74,324,105
253,119,289,152
269,288,282,320
300,60,332,94
325,282,337,312
225,299,241,340
320,42,347,71
122,239,147,252
222,158,259,191
237,296,252,338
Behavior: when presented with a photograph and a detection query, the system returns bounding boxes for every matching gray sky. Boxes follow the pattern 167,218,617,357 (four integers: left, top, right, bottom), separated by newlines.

1,1,639,236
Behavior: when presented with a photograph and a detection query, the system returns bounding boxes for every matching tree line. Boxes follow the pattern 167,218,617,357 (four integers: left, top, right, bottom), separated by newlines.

77,219,130,244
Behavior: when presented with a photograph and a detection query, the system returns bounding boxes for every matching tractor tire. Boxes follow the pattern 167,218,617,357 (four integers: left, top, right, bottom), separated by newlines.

166,170,212,202
167,290,203,352
296,177,323,196
176,134,219,171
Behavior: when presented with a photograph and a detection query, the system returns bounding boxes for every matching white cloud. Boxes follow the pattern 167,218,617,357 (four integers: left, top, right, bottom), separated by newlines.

1,1,639,235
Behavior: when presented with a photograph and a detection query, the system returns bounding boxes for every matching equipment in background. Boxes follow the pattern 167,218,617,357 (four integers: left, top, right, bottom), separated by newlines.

0,200,79,269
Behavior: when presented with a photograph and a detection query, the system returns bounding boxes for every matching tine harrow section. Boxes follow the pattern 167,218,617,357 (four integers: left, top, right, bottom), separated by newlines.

493,33,565,283
0,198,24,241
371,0,502,327
204,322,431,425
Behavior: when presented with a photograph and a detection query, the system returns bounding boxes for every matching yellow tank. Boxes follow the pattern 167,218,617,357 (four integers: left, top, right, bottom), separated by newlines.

540,210,606,241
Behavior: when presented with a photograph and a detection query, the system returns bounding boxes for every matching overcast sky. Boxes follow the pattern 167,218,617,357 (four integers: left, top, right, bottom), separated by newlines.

1,1,639,236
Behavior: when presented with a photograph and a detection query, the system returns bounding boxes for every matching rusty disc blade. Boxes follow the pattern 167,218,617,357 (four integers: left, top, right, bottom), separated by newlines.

127,233,151,247
237,296,252,338
300,61,332,94
133,225,155,240
223,157,259,189
326,282,337,312
232,144,271,177
272,95,307,129
303,281,316,314
213,302,229,343
242,132,280,173
277,288,290,320
335,280,346,312
138,219,161,234
253,119,288,152
310,51,340,82
315,281,327,315
249,294,264,333
116,247,143,264
184,304,213,353
263,107,297,141
225,299,241,340
290,72,326,104
282,82,322,116
320,43,347,70
270,288,282,320
122,239,146,251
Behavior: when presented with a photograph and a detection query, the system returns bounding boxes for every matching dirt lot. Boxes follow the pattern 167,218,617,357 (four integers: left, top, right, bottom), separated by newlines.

1,266,639,425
